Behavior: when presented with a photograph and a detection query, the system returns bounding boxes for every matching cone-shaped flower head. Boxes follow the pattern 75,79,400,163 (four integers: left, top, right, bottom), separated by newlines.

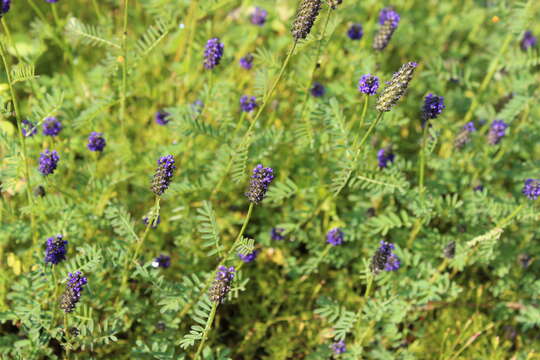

487,119,508,145
22,119,38,137
60,271,87,313
358,74,379,95
347,23,363,40
376,62,417,112
151,155,176,196
377,147,394,168
209,266,235,303
245,164,275,204
523,179,540,200
373,19,397,51
152,254,171,268
331,340,346,354
291,0,322,40
203,38,224,70
370,241,400,274
310,82,325,97
326,228,344,246
143,214,161,229
271,227,285,240
454,121,476,149
239,54,254,70
443,241,456,259
39,150,60,175
379,7,400,28
240,95,258,112
251,7,267,26
43,117,62,137
327,0,342,10
155,110,170,125
238,249,258,263
87,132,106,152
422,93,445,121
521,31,537,51
0,0,10,16
45,234,67,265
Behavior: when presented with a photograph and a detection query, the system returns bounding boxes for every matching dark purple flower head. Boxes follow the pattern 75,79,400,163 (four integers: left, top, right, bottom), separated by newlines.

422,93,445,121
209,265,235,303
443,241,456,259
152,254,171,268
310,82,325,97
376,62,417,112
60,271,87,313
42,117,62,137
347,23,363,40
331,340,346,354
251,7,268,26
151,155,176,196
143,214,161,229
46,0,59,3
22,119,38,137
238,249,258,263
0,0,10,16
487,119,508,145
473,184,484,192
240,95,258,112
379,7,400,29
245,164,275,204
87,132,106,152
370,241,400,274
522,179,540,200
326,228,344,246
358,74,379,95
239,54,254,70
155,110,170,125
45,234,67,265
521,31,537,51
203,38,224,70
377,147,395,168
270,227,285,241
39,149,59,175
463,121,476,133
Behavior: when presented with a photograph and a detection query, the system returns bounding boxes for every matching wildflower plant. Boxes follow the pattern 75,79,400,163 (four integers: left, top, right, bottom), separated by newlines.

1,1,540,359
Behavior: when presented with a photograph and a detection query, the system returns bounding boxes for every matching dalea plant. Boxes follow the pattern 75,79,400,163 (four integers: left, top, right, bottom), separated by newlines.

0,0,539,359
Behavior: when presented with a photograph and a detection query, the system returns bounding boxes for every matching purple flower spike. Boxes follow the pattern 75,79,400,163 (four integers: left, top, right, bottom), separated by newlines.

239,54,254,70
487,119,508,145
43,117,62,137
22,119,38,137
331,340,346,354
370,241,400,274
521,31,537,51
155,110,170,125
87,132,106,152
377,148,395,168
245,164,274,204
522,179,540,200
238,249,258,263
151,155,176,196
240,95,258,113
358,74,379,95
209,266,235,303
270,227,285,241
45,234,67,265
0,0,10,16
251,7,267,26
379,7,400,29
422,93,445,121
347,24,363,40
46,0,59,3
39,150,60,175
204,38,224,70
60,271,87,313
310,82,325,97
326,228,344,246
152,254,171,268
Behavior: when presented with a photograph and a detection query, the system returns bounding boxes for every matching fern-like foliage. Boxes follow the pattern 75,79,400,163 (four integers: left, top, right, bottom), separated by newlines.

104,204,139,243
230,138,250,184
196,201,224,257
236,237,254,256
179,295,213,349
135,18,171,58
66,17,120,48
11,63,38,84
266,177,298,204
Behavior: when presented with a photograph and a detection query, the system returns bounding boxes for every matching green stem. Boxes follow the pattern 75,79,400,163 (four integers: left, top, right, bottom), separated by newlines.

358,95,369,131
352,112,384,156
120,0,129,136
92,0,103,21
194,302,218,360
353,273,374,343
496,204,525,228
0,27,36,244
63,314,70,358
419,123,429,195
51,3,60,28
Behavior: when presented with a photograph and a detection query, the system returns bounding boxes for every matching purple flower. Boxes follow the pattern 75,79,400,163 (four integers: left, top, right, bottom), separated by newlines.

152,254,171,268
46,0,59,3
251,7,267,26
522,179,540,200
42,117,62,137
347,24,363,40
245,164,274,204
422,93,445,121
326,228,344,246
377,147,394,168
38,150,59,175
463,121,476,133
21,119,38,137
203,38,224,70
238,249,258,263
487,119,508,145
191,100,204,115
521,31,537,51
240,95,258,113
239,54,254,70
379,7,400,29
143,215,161,229
155,110,170,125
454,122,476,149
473,184,484,192
370,241,400,274
87,132,106,152
331,340,346,354
45,234,67,265
270,227,285,241
209,266,235,303
151,155,176,196
0,0,10,16
358,74,379,95
60,271,87,313
310,82,325,97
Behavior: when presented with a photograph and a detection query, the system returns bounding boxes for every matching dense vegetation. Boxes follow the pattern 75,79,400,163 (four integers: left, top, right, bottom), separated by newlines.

1,0,539,359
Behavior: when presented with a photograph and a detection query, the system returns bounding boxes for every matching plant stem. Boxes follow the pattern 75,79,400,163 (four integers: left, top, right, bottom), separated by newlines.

418,123,429,196
352,112,384,156
63,314,70,358
353,273,374,343
120,0,129,136
496,203,525,228
194,302,218,360
51,3,60,28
